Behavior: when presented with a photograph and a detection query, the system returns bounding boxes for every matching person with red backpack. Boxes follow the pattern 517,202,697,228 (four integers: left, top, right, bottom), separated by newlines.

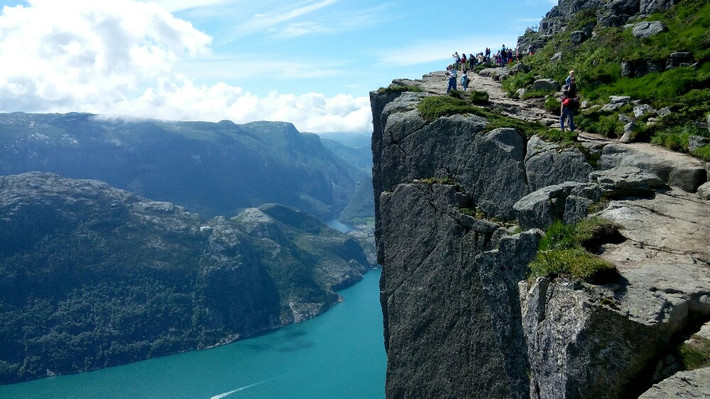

560,77,579,132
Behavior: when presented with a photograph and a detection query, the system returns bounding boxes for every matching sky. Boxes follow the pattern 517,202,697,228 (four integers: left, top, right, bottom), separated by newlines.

0,0,557,134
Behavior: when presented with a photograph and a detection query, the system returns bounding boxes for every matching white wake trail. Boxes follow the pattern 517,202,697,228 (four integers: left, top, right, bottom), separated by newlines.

210,379,271,399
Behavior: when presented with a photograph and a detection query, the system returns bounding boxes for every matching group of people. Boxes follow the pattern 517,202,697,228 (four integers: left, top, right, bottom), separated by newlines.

445,50,580,134
450,44,531,74
445,44,524,93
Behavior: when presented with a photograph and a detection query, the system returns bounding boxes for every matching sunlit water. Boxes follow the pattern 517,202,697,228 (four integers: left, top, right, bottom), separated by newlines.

0,269,386,399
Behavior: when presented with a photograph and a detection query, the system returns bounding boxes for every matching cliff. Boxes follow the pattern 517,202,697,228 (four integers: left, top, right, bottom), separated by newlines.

371,77,709,398
0,172,372,384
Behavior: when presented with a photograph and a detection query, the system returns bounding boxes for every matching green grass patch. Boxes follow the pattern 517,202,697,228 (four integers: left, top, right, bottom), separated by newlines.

417,96,478,122
577,111,625,138
544,96,561,115
529,219,620,283
377,84,424,94
470,90,490,104
691,144,710,161
650,122,709,155
506,0,709,152
679,335,710,370
522,89,556,99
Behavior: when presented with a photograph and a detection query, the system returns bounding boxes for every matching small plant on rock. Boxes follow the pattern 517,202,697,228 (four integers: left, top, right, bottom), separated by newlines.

529,218,620,283
470,90,490,105
679,335,710,370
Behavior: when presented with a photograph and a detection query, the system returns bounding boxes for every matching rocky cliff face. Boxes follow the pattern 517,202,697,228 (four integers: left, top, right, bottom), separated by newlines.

0,172,372,384
371,80,710,398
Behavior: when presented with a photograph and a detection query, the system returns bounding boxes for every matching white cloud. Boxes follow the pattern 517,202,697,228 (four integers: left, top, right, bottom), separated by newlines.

0,0,372,133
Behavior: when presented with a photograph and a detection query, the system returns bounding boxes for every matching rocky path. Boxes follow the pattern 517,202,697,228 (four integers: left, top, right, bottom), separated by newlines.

392,69,706,153
393,69,560,127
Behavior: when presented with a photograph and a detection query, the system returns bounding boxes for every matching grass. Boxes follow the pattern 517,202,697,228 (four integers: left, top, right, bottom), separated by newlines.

419,177,456,185
377,84,424,94
504,0,710,158
417,96,478,122
470,90,490,104
679,335,710,370
528,219,619,283
417,93,579,146
650,121,710,159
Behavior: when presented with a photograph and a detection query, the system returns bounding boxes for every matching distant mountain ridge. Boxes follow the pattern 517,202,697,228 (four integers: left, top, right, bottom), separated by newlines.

0,112,368,222
0,172,372,384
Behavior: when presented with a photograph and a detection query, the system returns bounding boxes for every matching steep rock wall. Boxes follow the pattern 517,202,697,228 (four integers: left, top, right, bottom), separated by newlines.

372,85,710,398
372,91,542,399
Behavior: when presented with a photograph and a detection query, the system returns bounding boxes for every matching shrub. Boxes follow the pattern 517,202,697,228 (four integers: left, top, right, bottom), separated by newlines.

530,248,618,282
502,71,535,94
470,90,490,104
529,219,620,283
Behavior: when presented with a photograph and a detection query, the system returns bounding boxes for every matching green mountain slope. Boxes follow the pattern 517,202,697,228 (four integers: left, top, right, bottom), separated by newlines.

0,113,361,220
0,172,372,384
509,0,710,158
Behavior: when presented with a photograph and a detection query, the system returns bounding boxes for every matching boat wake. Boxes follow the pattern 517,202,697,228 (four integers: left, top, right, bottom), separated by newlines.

210,379,270,399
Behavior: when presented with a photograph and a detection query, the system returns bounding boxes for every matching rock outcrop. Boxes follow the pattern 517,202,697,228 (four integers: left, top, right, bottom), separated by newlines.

371,77,710,398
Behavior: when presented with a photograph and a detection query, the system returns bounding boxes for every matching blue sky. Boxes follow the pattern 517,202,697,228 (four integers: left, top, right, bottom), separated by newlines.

0,0,556,133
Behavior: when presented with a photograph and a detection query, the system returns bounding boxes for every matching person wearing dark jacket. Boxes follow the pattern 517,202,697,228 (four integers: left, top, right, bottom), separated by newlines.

560,78,578,132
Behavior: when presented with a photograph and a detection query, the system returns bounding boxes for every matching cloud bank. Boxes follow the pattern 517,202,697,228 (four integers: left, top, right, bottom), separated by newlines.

0,0,372,133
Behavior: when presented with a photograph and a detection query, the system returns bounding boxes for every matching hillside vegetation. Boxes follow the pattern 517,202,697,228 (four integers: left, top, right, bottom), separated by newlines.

507,0,710,159
0,173,372,384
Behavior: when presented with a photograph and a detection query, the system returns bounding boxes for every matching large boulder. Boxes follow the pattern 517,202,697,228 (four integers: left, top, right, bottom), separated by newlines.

531,78,560,92
599,143,707,192
698,182,710,200
632,21,666,39
638,368,710,398
641,0,679,15
525,135,594,191
589,166,666,197
513,182,602,230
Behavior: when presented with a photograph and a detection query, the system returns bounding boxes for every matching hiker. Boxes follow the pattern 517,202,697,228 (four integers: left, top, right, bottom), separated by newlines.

469,53,475,70
501,44,508,64
446,64,458,93
460,72,470,91
565,70,575,85
461,53,467,72
452,52,461,70
560,77,579,132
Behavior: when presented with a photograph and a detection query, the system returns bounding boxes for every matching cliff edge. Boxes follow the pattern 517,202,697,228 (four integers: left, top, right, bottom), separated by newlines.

371,74,710,398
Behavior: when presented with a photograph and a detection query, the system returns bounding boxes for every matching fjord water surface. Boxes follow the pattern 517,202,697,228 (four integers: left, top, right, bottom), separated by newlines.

0,269,385,399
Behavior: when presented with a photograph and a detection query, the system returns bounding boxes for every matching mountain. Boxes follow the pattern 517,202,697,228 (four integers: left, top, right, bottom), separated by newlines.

0,113,365,221
372,1,710,398
319,136,375,225
0,172,372,384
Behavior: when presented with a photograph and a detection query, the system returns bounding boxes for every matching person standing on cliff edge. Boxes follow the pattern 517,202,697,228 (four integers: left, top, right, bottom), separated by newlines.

446,65,457,93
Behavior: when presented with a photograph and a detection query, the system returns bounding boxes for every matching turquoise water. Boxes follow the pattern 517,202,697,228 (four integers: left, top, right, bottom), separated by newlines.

0,270,386,399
